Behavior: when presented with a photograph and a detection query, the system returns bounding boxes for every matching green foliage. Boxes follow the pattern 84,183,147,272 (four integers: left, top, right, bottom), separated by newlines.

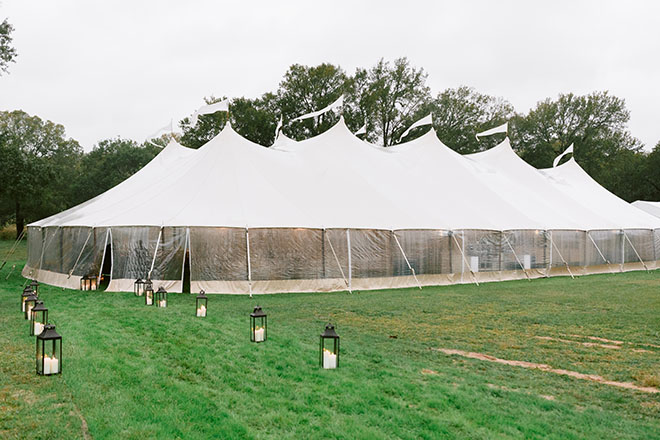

360,58,431,146
427,86,514,153
0,110,82,236
71,138,160,205
1,242,659,439
0,18,17,75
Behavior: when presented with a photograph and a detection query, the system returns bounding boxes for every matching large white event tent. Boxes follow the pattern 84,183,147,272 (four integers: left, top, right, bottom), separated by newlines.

23,118,660,294
632,200,660,220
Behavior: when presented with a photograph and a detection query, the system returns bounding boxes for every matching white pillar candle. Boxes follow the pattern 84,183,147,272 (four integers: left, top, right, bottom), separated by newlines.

197,305,206,317
323,349,337,369
254,327,265,342
34,322,44,335
43,355,51,375
159,300,166,308
26,304,33,316
50,356,59,374
22,299,26,312
146,295,152,305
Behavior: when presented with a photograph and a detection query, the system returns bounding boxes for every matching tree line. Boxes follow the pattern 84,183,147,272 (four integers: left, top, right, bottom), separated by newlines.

1,58,660,238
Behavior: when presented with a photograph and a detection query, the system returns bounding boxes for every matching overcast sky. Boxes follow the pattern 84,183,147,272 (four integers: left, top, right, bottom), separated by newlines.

1,0,659,151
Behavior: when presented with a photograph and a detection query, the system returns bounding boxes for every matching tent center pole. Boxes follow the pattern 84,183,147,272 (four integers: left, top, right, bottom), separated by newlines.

246,228,253,297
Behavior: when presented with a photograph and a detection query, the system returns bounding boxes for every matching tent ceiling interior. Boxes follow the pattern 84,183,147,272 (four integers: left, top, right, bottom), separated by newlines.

24,118,660,294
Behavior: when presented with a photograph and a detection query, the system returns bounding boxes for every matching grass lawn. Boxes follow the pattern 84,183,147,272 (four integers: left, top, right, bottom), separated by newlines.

1,239,659,439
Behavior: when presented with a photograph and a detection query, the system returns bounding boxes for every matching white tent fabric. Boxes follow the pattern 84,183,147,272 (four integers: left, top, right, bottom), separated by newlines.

24,119,660,294
632,200,660,219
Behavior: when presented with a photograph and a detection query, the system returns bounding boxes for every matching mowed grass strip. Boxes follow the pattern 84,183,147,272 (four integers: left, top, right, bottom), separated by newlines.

0,240,659,439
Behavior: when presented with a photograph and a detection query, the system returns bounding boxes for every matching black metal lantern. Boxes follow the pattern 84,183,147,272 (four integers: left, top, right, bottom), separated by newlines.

21,286,35,313
80,274,97,291
144,281,154,306
155,287,167,308
24,292,38,320
320,323,340,369
30,301,48,336
29,280,39,296
250,306,267,343
195,290,208,317
36,324,62,376
134,278,145,296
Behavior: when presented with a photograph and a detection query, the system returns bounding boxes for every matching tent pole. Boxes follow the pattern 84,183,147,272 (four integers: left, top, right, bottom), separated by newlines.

392,230,422,289
461,230,465,283
549,233,575,279
245,228,253,297
450,231,479,286
622,230,649,271
325,229,351,293
548,230,553,277
620,230,625,272
148,227,163,280
68,227,93,278
502,232,531,281
346,229,352,292
586,231,616,274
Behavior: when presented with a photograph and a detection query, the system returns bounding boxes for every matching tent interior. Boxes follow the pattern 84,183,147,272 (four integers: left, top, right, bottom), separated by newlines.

23,118,660,294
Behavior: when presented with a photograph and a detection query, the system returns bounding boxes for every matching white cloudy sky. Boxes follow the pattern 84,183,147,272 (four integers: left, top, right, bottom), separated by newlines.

1,0,659,151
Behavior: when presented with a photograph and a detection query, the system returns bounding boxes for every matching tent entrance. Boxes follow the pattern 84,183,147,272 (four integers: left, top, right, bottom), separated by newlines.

182,250,191,293
99,243,112,291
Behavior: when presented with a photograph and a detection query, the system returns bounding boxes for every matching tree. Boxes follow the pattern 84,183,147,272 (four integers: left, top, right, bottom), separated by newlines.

277,63,347,140
0,111,82,237
71,138,160,205
511,91,643,198
426,86,514,153
0,18,17,74
359,58,431,146
179,96,230,149
638,142,660,201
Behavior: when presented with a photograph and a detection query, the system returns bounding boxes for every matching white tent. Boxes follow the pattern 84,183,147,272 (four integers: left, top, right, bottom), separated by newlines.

632,200,660,219
24,119,660,294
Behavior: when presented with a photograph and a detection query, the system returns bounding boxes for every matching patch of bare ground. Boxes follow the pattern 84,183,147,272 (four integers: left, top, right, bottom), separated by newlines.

536,336,621,350
433,348,660,394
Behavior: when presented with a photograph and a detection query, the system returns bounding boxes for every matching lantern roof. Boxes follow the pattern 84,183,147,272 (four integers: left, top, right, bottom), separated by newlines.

250,306,266,317
32,301,47,312
196,290,207,299
321,323,339,339
37,324,61,340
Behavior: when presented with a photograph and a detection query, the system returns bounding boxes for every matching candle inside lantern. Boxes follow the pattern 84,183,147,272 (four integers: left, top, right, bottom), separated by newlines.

322,348,337,369
22,298,26,312
34,321,44,335
197,305,206,317
146,295,153,305
26,303,33,316
159,300,166,308
43,355,51,374
254,326,265,342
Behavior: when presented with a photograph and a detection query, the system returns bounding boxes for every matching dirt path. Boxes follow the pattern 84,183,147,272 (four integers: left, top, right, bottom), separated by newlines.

434,348,659,394
535,336,621,350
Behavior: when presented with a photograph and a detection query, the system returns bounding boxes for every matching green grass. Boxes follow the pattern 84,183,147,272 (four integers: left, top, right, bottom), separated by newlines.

1,239,659,439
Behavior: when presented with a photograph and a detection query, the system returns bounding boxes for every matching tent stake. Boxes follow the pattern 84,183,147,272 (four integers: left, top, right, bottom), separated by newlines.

392,231,422,289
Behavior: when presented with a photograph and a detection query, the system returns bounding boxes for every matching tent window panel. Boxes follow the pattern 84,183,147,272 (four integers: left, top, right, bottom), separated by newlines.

654,229,660,261
26,227,43,269
151,227,186,281
350,229,392,279
72,227,108,278
249,228,323,281
394,230,450,275
502,230,548,270
586,230,620,266
550,230,586,267
40,227,63,273
190,227,247,282
461,229,501,272
624,229,655,263
110,227,160,281
323,229,349,280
